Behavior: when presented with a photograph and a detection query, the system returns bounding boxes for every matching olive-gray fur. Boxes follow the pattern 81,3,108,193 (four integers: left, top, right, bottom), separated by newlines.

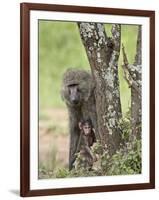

61,68,98,170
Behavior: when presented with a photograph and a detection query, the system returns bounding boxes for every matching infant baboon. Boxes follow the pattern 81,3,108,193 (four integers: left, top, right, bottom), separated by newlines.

74,118,96,169
78,118,96,149
61,69,98,170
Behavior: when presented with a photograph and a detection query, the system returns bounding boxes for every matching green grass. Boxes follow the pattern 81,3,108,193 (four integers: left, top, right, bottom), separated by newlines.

39,21,138,114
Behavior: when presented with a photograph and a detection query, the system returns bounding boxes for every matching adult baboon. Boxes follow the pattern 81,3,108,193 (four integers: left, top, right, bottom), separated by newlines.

61,69,98,170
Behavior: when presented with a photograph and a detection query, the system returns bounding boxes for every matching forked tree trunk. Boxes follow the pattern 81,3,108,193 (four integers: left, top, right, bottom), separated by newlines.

122,26,142,139
78,22,122,154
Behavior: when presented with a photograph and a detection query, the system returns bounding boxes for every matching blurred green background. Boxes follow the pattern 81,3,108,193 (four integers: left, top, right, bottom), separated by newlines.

38,20,138,178
39,21,138,113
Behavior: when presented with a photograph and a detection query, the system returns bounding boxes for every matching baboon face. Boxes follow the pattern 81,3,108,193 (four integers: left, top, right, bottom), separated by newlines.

61,69,94,108
68,84,81,105
82,123,92,135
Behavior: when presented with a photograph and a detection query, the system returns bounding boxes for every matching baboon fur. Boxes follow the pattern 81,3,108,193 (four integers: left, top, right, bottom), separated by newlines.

61,69,98,170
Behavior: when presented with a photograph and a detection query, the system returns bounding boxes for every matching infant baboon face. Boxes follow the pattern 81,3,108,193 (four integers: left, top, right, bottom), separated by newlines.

68,84,81,105
82,124,92,135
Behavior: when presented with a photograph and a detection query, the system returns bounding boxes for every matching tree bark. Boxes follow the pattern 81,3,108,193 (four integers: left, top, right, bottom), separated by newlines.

122,26,142,139
78,22,122,154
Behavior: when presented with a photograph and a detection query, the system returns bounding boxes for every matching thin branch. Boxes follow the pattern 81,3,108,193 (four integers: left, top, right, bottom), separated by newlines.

134,26,142,65
122,44,141,96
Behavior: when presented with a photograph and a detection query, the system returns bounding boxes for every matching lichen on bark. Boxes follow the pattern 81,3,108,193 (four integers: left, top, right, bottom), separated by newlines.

78,22,122,154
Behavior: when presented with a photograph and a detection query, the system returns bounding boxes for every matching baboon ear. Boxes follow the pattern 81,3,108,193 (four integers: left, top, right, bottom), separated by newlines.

78,122,82,130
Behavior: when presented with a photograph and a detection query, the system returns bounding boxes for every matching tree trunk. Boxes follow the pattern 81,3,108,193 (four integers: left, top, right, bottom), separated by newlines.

122,26,142,139
78,22,122,154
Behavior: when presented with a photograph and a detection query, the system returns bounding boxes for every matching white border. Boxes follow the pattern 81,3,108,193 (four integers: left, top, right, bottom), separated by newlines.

30,10,150,190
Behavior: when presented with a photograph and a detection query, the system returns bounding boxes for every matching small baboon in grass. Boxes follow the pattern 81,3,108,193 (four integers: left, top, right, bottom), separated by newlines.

61,69,98,170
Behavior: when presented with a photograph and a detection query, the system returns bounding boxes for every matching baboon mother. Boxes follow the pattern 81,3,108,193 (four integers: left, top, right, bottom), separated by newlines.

61,69,98,170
